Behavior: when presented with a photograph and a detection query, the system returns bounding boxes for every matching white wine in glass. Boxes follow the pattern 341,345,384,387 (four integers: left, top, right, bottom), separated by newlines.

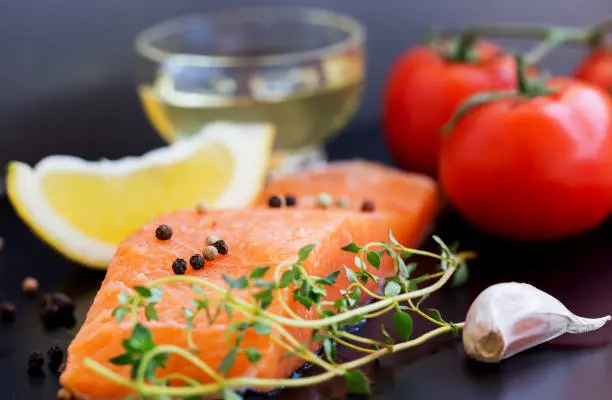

135,7,365,174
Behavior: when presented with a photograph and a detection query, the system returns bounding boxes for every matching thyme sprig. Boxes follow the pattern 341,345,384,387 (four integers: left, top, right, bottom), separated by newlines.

85,232,473,399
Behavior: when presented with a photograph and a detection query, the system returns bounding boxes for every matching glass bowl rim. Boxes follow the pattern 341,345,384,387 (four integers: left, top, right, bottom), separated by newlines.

134,6,365,68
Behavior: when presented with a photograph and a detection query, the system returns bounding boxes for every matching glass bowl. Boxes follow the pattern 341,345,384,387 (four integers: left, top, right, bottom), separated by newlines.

135,7,366,173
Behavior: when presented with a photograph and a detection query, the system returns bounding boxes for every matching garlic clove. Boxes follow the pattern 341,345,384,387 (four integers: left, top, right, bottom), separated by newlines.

463,282,611,363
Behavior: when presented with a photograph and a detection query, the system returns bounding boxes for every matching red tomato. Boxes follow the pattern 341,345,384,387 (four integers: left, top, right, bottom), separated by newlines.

574,48,612,93
382,41,519,177
440,78,612,241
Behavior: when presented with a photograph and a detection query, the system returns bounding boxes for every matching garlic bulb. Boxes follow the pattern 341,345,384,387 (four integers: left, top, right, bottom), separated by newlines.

463,282,610,363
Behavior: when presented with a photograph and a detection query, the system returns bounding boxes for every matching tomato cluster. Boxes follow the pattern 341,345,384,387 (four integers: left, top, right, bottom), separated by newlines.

574,48,612,91
382,23,612,240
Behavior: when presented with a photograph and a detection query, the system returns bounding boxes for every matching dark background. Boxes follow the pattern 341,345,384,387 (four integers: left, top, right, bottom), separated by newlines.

2,2,612,400
1,0,611,168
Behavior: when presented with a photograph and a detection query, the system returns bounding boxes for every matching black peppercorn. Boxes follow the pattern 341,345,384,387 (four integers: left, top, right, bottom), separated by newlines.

0,302,16,323
28,352,44,374
155,224,173,241
172,258,187,275
40,293,75,329
51,293,75,314
268,195,283,208
285,194,297,207
361,200,375,212
40,294,59,327
189,254,205,270
48,345,63,365
48,345,64,373
49,362,62,373
213,240,229,255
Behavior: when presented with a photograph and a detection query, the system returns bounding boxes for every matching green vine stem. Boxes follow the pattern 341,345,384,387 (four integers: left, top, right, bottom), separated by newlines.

466,21,612,63
85,324,460,398
453,32,478,63
82,233,473,399
465,24,595,44
428,19,612,67
523,29,582,65
443,53,559,134
429,32,480,63
466,25,594,65
442,90,517,134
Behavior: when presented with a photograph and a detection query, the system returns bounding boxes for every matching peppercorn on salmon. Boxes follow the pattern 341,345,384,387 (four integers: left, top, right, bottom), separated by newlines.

61,161,439,399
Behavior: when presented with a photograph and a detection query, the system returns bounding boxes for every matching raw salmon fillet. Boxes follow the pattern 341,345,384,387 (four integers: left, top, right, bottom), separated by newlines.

61,161,439,399
258,160,439,245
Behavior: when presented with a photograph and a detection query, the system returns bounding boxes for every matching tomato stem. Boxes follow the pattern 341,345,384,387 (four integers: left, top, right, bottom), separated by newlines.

427,31,479,64
516,55,530,94
454,32,478,63
589,19,612,48
464,22,612,59
466,24,593,44
514,54,556,98
448,19,612,52
524,27,595,65
442,53,557,134
442,91,517,134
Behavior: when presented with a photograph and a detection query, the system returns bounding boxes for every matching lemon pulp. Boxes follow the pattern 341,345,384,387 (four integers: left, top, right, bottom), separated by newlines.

41,144,233,243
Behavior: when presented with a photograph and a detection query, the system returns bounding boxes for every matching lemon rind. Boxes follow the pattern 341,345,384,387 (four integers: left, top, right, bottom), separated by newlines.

211,124,274,208
7,162,115,268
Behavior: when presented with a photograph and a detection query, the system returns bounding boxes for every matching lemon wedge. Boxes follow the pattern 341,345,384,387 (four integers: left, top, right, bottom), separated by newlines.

6,122,274,268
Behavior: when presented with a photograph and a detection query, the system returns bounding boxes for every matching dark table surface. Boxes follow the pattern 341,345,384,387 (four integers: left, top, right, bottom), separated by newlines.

1,178,612,400
2,3,612,399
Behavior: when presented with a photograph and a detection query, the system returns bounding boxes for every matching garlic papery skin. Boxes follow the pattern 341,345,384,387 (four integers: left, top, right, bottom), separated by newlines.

463,282,611,363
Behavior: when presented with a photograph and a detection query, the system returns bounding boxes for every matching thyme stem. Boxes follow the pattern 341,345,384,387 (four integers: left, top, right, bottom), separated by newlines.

364,302,397,319
266,266,457,329
408,298,446,327
338,331,390,349
335,337,377,354
84,324,460,397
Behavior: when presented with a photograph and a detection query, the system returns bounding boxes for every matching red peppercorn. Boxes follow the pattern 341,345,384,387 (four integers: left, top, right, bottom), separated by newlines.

0,302,16,323
195,201,208,214
361,200,375,212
